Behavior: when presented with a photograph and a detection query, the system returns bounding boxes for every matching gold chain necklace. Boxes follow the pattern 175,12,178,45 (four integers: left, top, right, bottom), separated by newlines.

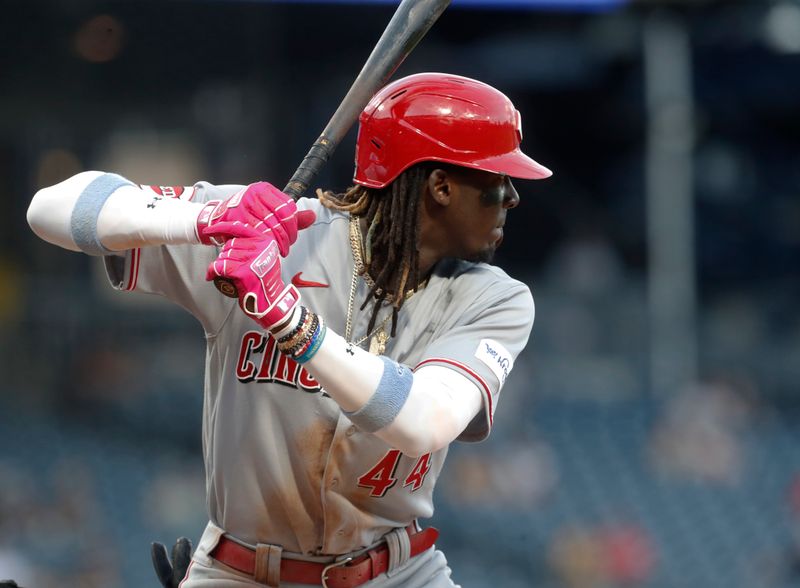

345,215,425,354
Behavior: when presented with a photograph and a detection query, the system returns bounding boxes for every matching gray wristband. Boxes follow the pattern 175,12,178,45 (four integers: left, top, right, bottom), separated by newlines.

70,173,133,256
344,356,413,433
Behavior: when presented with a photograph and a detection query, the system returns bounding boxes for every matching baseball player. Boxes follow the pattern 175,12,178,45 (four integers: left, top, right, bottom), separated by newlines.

27,73,551,587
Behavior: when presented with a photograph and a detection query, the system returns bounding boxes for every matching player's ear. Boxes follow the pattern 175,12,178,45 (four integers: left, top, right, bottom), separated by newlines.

427,168,452,206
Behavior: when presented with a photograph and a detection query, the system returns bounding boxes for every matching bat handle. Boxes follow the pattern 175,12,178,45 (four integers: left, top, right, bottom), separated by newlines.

283,137,335,200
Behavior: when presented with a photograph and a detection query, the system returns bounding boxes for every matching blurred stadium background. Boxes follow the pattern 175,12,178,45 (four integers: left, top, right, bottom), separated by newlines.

2,0,800,586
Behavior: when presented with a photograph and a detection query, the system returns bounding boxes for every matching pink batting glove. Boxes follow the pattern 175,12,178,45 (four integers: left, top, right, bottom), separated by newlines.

205,228,299,331
196,181,316,255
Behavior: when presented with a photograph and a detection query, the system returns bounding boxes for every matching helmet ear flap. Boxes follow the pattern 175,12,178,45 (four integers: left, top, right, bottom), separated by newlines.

353,73,551,189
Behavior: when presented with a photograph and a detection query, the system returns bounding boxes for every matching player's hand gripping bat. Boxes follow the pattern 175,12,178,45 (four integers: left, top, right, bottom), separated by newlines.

213,0,451,298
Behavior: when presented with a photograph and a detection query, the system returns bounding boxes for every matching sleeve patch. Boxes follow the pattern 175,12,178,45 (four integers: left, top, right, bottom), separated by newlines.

474,339,514,386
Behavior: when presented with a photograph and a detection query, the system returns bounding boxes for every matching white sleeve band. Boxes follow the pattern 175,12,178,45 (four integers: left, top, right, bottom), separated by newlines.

70,173,134,255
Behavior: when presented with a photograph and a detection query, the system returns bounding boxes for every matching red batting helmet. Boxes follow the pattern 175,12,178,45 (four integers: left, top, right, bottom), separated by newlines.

353,73,552,189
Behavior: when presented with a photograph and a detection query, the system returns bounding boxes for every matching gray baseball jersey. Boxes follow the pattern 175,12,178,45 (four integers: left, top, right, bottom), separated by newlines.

104,182,534,556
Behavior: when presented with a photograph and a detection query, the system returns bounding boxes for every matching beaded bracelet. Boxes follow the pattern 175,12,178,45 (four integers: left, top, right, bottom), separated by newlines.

278,308,315,351
274,306,326,364
295,319,327,364
277,306,309,345
284,313,320,357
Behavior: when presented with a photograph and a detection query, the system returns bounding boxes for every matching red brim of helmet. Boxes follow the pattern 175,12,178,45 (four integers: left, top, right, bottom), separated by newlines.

475,149,553,180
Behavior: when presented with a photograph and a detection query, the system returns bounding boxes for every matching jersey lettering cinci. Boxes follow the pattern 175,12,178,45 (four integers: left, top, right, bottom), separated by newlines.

236,330,322,392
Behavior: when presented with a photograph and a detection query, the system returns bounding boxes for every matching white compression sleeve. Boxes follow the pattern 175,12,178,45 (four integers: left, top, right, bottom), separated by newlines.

396,364,485,455
305,329,484,457
28,171,103,251
97,184,202,250
27,171,203,253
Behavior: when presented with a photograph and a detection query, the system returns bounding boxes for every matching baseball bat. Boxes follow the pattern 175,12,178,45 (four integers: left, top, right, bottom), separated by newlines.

214,0,451,298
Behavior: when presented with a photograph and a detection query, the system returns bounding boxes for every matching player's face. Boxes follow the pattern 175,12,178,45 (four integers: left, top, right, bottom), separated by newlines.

446,169,520,263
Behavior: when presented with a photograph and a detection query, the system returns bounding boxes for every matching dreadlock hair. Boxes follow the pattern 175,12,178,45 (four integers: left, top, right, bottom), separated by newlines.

317,162,434,338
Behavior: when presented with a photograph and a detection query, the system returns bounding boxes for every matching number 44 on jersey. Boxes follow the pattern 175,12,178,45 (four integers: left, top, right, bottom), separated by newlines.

358,450,432,497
